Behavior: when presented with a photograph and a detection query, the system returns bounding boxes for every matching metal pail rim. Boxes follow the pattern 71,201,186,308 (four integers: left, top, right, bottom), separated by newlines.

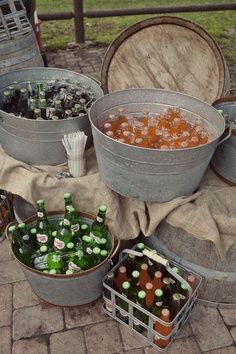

6,210,120,278
89,87,226,152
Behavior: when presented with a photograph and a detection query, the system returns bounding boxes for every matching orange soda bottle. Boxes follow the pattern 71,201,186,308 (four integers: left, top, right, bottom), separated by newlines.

145,282,155,309
187,274,196,293
114,266,129,292
152,271,163,291
139,263,152,290
154,308,173,348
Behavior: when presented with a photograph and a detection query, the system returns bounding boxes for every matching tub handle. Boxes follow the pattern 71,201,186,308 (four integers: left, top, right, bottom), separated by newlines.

225,89,236,97
217,125,232,146
109,239,121,261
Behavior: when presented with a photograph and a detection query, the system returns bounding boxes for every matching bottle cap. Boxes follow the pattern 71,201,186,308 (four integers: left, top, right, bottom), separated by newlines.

40,245,48,253
137,243,145,250
155,289,163,297
122,281,130,290
138,290,146,299
30,228,37,234
140,263,148,271
100,238,107,244
154,271,162,278
43,270,49,273
107,271,114,279
163,277,171,285
67,242,74,249
132,270,140,278
180,283,188,290
187,275,196,283
172,267,180,274
81,224,89,230
49,269,57,274
52,231,57,237
66,269,73,275
100,250,108,257
82,235,91,242
161,309,170,317
99,205,107,212
145,282,153,290
18,223,26,228
93,247,101,255
36,199,44,206
119,266,126,273
173,293,181,301
8,225,16,232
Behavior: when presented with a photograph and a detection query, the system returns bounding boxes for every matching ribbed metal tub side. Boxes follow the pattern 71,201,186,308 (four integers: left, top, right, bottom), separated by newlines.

89,89,225,202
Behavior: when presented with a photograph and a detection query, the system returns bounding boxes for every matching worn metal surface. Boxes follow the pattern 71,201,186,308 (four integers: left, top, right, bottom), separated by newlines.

0,67,103,165
8,211,119,306
101,16,230,104
89,88,226,202
211,96,236,184
0,31,43,74
142,226,236,306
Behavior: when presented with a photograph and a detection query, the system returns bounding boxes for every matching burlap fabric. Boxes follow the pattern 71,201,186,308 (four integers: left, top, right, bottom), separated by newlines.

0,145,235,258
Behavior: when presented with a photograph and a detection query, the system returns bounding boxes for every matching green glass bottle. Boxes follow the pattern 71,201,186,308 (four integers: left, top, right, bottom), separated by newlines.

117,281,130,324
82,235,95,255
18,223,31,245
54,217,73,251
151,289,164,318
100,249,108,262
179,283,188,308
64,192,74,209
90,205,108,239
72,249,91,271
129,270,141,301
29,227,38,247
162,277,173,308
170,293,181,320
92,246,101,266
135,243,146,270
133,290,148,332
36,199,53,247
98,237,109,251
47,251,64,271
126,253,136,278
9,225,34,267
104,271,115,313
33,245,49,270
80,223,90,237
66,206,81,238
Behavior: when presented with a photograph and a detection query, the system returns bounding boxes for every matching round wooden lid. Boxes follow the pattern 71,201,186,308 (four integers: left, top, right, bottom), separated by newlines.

101,16,230,104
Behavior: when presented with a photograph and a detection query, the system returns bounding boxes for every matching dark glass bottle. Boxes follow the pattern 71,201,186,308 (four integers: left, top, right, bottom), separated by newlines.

17,88,28,116
104,271,115,313
54,99,63,119
9,225,34,267
2,90,12,113
38,98,47,119
25,98,37,119
151,288,164,318
170,293,181,320
162,277,173,308
90,205,107,239
45,80,54,101
36,199,53,247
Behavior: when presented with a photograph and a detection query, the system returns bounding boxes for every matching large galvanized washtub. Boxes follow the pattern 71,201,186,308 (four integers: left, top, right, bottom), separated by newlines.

6,211,119,306
211,93,236,184
89,88,227,202
0,68,103,165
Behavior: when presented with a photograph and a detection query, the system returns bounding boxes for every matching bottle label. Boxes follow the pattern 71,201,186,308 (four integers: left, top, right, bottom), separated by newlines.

54,237,65,250
64,219,70,226
170,278,176,285
68,261,81,272
51,254,61,263
180,294,186,300
148,259,153,266
97,216,103,222
23,234,29,241
71,224,80,232
86,247,93,255
37,233,48,244
19,248,23,254
89,232,96,240
37,212,43,218
156,301,163,307
105,301,113,312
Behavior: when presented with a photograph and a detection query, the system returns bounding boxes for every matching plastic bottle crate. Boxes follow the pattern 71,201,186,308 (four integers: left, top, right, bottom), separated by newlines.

103,244,202,352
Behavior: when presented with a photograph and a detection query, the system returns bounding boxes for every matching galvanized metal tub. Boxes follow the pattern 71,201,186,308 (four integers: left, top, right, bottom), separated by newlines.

211,94,236,184
0,68,103,165
6,211,119,306
89,88,226,202
0,31,43,75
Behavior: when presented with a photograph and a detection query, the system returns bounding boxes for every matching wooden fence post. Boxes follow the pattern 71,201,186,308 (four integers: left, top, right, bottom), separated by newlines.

73,0,85,43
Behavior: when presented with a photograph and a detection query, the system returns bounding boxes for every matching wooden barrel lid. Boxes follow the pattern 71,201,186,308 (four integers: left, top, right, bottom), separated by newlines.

101,16,229,103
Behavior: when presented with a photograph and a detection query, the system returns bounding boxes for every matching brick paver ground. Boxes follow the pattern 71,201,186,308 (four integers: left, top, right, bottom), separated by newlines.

1,43,236,354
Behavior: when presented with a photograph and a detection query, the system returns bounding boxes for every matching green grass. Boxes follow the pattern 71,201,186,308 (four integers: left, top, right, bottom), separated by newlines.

37,0,236,65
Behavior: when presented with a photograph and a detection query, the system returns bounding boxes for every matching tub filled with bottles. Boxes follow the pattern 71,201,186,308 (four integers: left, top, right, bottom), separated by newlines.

89,88,227,202
6,193,119,306
0,67,103,165
103,244,202,352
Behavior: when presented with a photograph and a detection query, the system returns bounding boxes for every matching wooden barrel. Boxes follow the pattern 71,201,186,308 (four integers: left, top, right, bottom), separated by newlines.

0,31,43,75
101,16,230,104
143,221,236,307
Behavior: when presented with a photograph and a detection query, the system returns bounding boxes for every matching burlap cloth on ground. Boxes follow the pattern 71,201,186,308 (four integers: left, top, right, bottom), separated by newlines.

0,144,235,259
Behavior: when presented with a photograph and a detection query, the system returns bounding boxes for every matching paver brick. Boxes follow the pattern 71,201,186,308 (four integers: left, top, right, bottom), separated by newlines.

144,337,201,354
13,305,64,340
116,349,144,354
219,309,236,326
0,260,25,285
175,323,192,339
12,337,48,354
205,346,236,354
64,297,108,329
119,324,148,350
230,327,236,343
0,327,11,354
0,284,12,326
0,239,13,262
50,328,86,354
13,280,40,309
190,304,233,352
84,320,123,354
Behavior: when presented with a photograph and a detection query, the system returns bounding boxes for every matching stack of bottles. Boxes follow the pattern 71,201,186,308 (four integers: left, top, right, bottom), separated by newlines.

0,79,95,120
8,193,111,275
104,243,197,349
101,107,212,149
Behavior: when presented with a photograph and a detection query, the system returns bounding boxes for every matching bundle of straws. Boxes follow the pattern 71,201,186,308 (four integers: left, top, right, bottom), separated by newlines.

62,131,88,177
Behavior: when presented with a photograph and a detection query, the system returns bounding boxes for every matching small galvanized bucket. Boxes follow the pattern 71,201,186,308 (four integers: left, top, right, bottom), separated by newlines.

6,211,120,306
211,91,236,184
